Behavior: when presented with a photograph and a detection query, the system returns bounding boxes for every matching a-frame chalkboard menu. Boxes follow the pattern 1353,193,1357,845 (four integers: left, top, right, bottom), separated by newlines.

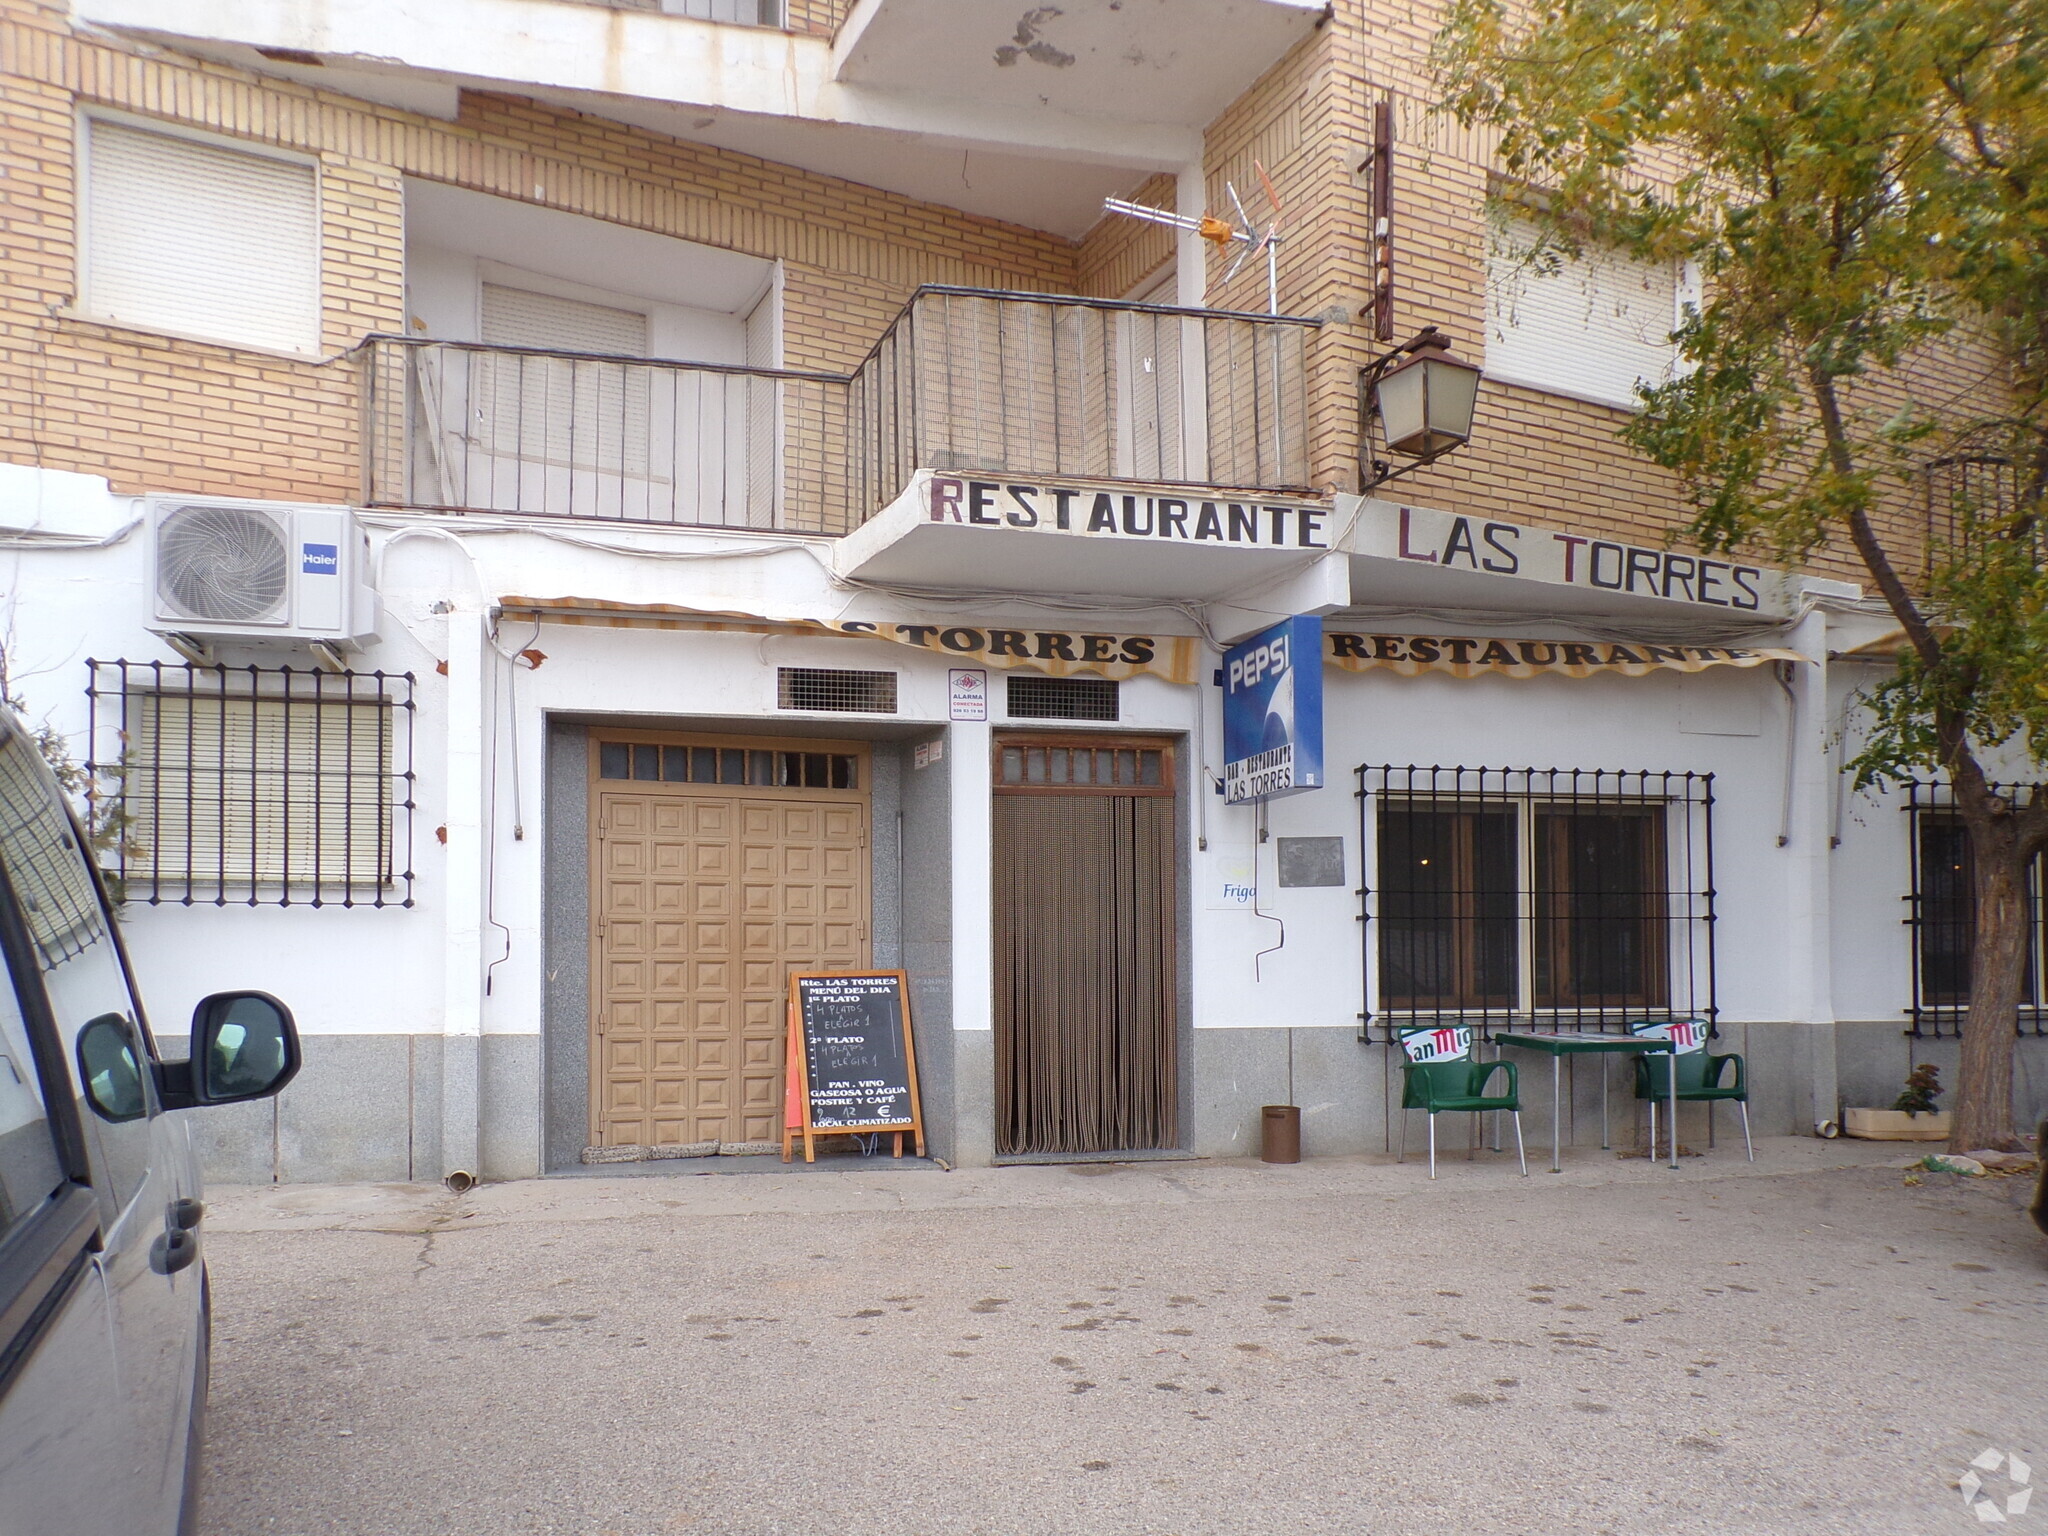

782,971,926,1163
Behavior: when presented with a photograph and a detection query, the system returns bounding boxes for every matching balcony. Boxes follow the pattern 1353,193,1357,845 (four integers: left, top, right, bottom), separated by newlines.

361,287,1318,534
361,340,852,531
848,287,1316,519
81,0,1319,236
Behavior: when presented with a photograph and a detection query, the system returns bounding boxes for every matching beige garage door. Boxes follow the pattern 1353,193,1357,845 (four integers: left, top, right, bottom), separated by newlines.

591,741,868,1150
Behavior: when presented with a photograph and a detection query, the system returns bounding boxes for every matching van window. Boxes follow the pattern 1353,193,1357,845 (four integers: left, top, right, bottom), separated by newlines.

0,736,153,1206
0,966,64,1244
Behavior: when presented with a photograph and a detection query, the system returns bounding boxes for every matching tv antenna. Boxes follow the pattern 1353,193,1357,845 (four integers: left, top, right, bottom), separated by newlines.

1103,161,1285,314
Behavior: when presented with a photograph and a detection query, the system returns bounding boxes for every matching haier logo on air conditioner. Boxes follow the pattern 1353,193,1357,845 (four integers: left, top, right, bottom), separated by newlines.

147,499,378,647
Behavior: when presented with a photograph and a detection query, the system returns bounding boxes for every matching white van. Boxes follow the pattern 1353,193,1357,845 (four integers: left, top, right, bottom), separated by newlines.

0,709,299,1534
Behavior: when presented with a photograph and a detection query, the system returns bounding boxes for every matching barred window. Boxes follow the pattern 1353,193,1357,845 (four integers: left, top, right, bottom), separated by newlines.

87,661,416,908
1906,785,2048,1037
1360,767,1714,1038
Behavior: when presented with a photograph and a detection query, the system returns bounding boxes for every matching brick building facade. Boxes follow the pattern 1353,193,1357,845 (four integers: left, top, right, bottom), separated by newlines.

1,0,2036,1180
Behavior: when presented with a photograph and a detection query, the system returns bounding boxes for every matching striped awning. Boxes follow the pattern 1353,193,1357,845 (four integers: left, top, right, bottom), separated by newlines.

1327,632,1808,678
498,599,1806,683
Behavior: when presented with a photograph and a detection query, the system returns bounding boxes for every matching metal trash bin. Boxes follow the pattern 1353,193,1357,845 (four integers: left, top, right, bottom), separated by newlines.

1261,1104,1301,1164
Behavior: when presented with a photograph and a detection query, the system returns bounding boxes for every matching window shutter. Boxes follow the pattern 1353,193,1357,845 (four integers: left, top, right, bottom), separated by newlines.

126,693,391,889
478,284,652,473
85,121,320,355
1484,218,1679,410
480,284,648,357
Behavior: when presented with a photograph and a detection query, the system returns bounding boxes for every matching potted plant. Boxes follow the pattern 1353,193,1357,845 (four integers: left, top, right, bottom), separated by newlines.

1844,1064,1954,1141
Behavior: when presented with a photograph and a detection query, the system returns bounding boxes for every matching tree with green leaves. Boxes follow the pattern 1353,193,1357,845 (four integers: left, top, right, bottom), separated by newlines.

1436,0,2048,1151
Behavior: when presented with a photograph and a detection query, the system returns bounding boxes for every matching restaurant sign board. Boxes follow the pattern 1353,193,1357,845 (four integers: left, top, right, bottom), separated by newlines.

926,475,1333,549
1348,498,1798,619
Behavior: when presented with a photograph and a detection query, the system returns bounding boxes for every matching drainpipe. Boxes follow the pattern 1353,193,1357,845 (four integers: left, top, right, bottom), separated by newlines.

1782,606,1840,1135
440,605,488,1182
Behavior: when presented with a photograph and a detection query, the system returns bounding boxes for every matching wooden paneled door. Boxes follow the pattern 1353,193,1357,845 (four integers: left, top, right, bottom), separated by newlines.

590,735,868,1151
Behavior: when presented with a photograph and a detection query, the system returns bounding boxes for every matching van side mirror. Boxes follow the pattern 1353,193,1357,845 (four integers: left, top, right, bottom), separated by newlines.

77,1013,149,1122
189,992,301,1105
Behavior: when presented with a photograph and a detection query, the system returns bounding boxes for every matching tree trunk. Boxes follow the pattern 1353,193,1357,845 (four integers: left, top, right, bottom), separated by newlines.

1951,826,2027,1153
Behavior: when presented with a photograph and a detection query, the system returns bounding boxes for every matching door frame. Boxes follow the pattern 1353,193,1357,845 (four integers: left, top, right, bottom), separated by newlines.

584,727,872,1150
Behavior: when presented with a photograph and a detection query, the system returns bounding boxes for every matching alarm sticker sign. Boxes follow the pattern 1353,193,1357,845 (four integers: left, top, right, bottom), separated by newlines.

949,669,988,721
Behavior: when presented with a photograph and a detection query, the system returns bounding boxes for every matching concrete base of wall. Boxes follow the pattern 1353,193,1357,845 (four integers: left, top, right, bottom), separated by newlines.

1190,1023,1866,1162
1832,1023,2048,1130
187,1033,541,1185
185,1025,2048,1184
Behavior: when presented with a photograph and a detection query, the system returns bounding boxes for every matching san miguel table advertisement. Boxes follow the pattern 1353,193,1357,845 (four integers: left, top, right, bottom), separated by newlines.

1221,615,1324,804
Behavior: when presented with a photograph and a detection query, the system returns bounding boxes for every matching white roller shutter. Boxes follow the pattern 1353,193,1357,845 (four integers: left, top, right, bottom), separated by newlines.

84,120,321,355
480,284,648,356
478,284,652,473
125,692,392,889
1484,217,1681,410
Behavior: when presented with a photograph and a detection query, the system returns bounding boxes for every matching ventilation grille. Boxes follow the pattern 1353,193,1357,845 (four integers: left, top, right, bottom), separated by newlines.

776,667,898,714
1007,674,1120,721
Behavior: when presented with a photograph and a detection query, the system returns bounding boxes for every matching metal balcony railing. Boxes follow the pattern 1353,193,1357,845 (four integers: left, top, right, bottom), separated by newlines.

549,0,787,21
848,286,1318,519
361,338,852,531
360,288,1318,533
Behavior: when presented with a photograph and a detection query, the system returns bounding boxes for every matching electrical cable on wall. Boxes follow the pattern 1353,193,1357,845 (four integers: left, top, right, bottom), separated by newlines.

1251,799,1285,980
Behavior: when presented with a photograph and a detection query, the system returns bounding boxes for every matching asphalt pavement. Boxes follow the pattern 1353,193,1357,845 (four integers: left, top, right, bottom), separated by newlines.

194,1138,2048,1536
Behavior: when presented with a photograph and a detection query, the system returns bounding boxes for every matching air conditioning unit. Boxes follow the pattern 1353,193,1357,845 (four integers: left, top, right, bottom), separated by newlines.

146,498,377,649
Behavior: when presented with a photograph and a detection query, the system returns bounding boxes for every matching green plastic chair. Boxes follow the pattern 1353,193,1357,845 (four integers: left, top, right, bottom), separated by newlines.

1633,1048,1751,1162
1396,1036,1527,1179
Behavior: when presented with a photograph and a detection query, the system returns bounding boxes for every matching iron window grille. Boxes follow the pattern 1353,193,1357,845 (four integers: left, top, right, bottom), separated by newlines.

1904,781,2048,1037
1924,449,2026,577
775,667,898,714
664,0,786,24
1006,674,1120,722
86,660,416,908
1357,766,1717,1041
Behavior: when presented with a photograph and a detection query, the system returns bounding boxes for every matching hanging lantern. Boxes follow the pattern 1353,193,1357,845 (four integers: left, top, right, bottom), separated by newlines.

1372,331,1482,459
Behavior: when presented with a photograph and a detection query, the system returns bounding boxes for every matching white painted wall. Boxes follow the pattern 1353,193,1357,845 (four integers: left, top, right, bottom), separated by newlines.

1188,662,1803,1035
3,462,1990,1171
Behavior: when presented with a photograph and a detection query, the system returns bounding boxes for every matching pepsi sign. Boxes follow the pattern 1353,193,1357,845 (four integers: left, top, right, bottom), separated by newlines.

1221,615,1324,804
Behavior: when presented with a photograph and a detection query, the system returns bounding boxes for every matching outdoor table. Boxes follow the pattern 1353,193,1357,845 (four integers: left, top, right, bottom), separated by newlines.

1494,1032,1679,1173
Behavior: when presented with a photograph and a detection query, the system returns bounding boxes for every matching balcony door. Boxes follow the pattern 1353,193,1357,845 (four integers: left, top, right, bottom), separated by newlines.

408,280,761,524
468,283,672,520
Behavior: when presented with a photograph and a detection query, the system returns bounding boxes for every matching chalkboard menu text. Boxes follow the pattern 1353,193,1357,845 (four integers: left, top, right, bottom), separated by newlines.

783,971,926,1163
